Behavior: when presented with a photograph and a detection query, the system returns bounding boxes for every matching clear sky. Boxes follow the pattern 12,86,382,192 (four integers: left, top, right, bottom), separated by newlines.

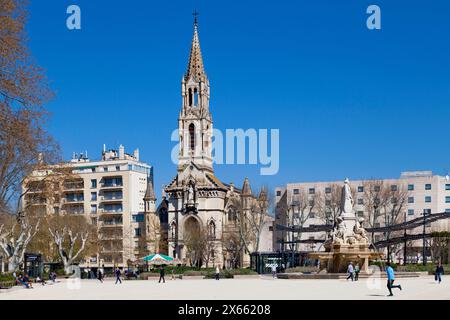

27,0,450,198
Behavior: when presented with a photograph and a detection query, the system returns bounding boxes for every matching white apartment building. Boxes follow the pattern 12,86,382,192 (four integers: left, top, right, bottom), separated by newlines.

274,171,450,262
24,145,153,269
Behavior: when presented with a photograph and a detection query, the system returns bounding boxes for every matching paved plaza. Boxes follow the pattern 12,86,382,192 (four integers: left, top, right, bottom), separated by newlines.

0,276,448,300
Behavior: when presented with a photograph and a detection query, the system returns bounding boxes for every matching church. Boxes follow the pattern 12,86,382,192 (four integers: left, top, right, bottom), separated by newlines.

159,16,272,269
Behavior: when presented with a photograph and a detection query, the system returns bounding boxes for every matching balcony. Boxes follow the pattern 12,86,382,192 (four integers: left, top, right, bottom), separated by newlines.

99,208,123,215
63,182,84,191
100,195,123,203
99,221,123,228
62,198,85,205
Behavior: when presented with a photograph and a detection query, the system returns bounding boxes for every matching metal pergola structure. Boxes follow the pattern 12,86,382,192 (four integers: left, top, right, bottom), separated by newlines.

276,211,450,266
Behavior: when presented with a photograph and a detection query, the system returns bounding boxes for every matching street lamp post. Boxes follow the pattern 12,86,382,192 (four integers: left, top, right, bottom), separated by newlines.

403,211,407,266
422,211,428,266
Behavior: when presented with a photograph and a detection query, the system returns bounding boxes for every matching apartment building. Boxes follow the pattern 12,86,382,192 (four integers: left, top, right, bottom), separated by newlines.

24,145,153,269
274,171,450,261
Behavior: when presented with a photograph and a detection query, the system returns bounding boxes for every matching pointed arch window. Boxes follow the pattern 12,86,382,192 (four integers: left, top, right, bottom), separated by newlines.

188,88,193,106
193,88,198,107
228,209,237,223
189,124,195,151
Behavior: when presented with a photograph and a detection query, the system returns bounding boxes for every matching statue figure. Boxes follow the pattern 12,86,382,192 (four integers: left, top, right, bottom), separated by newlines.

187,184,195,205
341,178,354,215
332,217,346,244
353,218,369,243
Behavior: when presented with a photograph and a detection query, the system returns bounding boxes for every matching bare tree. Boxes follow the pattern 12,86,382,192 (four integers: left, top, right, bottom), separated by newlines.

184,225,208,268
288,188,323,254
0,0,56,213
47,215,97,274
0,215,40,271
362,180,389,243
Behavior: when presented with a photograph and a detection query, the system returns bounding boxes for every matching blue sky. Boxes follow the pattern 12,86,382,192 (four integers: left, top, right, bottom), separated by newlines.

27,0,450,197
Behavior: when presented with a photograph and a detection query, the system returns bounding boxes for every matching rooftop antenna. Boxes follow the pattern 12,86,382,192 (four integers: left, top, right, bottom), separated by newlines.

103,144,106,153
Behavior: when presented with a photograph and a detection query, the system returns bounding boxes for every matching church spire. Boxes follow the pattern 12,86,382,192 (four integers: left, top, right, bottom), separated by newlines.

185,11,206,83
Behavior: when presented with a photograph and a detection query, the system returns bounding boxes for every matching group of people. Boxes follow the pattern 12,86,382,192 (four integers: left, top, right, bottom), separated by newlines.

346,261,445,297
13,271,57,289
346,262,361,281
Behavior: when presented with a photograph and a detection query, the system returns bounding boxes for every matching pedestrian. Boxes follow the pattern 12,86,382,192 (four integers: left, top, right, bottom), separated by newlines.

159,265,165,283
435,262,444,284
115,268,122,284
354,263,360,281
23,274,33,289
97,269,104,283
386,262,402,296
271,264,277,279
346,262,354,281
215,265,220,281
36,276,46,286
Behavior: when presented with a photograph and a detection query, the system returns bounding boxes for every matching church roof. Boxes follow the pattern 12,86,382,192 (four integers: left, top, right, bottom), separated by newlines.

185,16,207,83
241,178,252,196
144,178,156,201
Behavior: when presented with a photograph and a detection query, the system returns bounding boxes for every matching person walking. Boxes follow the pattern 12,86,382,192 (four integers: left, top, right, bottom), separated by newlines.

346,262,355,281
435,262,444,284
159,265,166,283
215,265,220,281
354,263,361,281
115,268,122,284
97,269,104,283
271,264,277,279
386,262,402,296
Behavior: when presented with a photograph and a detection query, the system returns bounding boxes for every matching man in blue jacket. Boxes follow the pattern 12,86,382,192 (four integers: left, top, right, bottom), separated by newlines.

386,262,402,296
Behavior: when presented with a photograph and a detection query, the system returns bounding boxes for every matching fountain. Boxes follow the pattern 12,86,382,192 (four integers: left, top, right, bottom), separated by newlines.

309,178,383,273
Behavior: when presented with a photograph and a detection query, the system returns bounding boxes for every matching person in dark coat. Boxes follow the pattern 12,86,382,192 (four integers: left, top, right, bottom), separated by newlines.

115,268,122,284
435,262,444,284
159,266,166,283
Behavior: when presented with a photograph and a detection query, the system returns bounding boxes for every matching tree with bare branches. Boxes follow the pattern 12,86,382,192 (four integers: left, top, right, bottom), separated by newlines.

47,215,98,274
0,0,56,214
0,215,40,271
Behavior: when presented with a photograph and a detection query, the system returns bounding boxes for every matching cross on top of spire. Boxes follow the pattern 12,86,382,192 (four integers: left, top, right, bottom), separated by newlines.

192,9,199,25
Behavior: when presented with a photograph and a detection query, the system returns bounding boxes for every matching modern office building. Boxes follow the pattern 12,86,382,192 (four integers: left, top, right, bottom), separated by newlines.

274,171,450,263
24,144,153,269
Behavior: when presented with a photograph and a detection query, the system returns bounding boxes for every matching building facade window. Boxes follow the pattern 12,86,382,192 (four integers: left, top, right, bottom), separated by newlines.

425,196,432,203
104,167,109,172
91,179,97,188
408,209,414,216
293,189,299,195
446,196,450,203
425,184,432,190
134,228,141,237
357,199,364,205
91,192,97,201
391,185,398,192
325,187,332,194
276,190,281,196
408,184,414,191
90,205,97,214
408,197,414,204
446,184,450,191
357,211,364,217
309,188,315,195
358,186,364,193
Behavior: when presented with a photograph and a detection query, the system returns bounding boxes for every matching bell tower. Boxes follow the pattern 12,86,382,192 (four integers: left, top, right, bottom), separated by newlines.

178,13,213,174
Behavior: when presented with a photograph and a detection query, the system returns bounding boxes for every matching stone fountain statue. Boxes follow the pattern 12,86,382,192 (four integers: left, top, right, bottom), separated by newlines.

309,178,382,273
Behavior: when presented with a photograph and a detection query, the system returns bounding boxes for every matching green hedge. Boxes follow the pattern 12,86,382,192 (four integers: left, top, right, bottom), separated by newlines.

0,273,15,282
